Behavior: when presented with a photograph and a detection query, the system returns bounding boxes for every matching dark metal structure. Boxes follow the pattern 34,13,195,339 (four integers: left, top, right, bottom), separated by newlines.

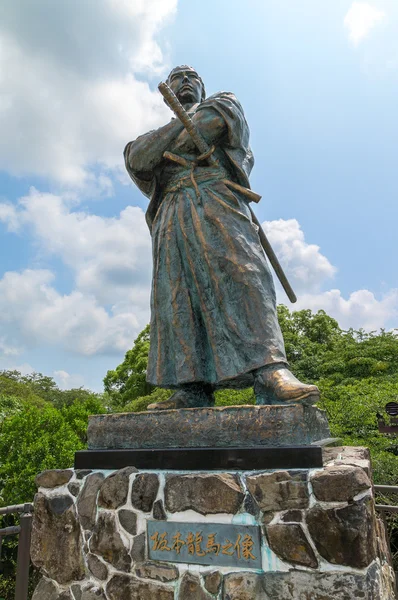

378,402,398,434
0,503,33,600
375,485,398,515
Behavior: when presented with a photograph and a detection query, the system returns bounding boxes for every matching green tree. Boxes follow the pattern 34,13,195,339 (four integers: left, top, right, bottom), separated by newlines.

0,404,81,505
61,396,106,444
0,395,24,423
0,377,106,600
103,325,154,409
0,372,47,408
277,306,343,381
0,370,103,409
0,394,107,507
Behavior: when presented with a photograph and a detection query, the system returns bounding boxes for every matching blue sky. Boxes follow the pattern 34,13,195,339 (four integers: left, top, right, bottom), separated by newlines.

0,0,396,391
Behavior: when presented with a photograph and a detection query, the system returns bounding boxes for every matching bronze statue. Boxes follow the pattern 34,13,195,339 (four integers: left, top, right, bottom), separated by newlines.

124,66,319,409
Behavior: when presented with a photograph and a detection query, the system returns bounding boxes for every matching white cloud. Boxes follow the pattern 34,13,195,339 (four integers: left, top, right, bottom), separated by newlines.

0,363,34,377
295,288,398,331
0,337,21,357
0,269,142,356
53,370,85,390
344,2,386,46
0,188,152,356
262,219,336,294
0,0,176,186
1,188,152,306
262,218,397,330
0,203,19,232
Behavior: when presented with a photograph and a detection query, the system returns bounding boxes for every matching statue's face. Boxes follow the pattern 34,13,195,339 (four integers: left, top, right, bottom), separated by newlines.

168,69,203,106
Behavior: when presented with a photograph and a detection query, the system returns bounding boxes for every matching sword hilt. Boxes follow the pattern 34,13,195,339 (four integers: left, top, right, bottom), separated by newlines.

158,82,216,163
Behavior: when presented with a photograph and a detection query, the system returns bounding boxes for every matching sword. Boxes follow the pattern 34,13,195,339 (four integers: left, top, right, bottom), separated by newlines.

158,82,297,304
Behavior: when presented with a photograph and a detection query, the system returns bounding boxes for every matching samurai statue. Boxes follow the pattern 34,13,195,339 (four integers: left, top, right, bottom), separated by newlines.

124,65,319,409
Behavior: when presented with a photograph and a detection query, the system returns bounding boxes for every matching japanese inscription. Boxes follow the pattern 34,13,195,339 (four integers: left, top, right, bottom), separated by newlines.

147,521,262,569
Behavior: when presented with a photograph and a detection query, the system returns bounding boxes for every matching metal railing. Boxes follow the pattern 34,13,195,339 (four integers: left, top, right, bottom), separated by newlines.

0,503,33,600
375,485,398,514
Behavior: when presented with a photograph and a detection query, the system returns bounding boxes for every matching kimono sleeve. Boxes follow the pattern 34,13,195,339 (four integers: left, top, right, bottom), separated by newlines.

197,92,254,188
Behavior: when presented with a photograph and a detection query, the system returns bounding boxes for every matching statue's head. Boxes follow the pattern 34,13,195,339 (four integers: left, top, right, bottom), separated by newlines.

166,65,206,106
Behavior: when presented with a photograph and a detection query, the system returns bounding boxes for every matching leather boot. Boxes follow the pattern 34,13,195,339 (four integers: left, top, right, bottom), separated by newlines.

254,364,319,406
148,383,215,410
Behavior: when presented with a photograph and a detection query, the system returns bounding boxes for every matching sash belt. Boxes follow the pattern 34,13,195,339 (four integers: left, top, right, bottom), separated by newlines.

163,149,261,205
163,147,227,199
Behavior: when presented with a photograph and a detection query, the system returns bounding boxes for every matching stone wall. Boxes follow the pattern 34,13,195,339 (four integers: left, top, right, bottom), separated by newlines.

30,447,397,600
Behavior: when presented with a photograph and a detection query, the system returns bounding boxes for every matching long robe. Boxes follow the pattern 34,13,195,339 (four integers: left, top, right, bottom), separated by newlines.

125,92,287,388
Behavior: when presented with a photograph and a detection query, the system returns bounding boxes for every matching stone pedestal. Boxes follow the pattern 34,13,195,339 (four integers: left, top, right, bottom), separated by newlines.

86,405,332,450
31,446,397,600
78,405,331,471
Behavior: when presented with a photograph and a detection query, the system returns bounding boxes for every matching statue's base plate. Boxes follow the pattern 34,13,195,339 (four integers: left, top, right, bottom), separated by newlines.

74,445,323,470
87,404,331,450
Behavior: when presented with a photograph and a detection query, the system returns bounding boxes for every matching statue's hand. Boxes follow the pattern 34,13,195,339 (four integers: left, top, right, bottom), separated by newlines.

171,106,196,121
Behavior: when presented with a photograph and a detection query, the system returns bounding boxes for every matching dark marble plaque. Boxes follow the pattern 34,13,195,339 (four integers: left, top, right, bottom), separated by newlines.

74,445,323,470
147,520,262,569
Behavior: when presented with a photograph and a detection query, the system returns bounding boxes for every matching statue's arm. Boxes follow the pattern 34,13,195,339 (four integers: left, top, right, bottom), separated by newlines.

125,106,227,177
124,119,185,177
171,108,226,154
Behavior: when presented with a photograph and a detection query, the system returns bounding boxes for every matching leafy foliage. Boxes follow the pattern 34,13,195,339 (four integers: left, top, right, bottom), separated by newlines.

0,371,106,505
123,387,172,413
103,325,154,410
215,388,255,406
0,372,107,599
0,395,23,423
0,373,47,408
0,400,103,506
0,370,101,409
60,396,106,444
